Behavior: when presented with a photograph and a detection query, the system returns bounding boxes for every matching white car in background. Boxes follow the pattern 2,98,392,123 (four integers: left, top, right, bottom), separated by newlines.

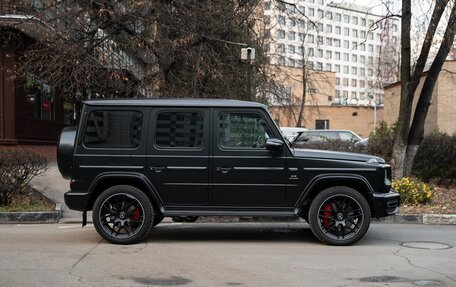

280,127,308,142
294,129,368,146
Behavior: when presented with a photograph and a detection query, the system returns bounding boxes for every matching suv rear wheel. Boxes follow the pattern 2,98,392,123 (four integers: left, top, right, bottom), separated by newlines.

308,186,371,246
93,185,154,244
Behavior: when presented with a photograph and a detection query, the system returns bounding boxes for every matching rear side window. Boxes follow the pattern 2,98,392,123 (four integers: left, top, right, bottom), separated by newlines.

155,112,204,148
84,110,143,149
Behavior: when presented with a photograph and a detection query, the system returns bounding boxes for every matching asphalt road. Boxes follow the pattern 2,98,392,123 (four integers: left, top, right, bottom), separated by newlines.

0,222,455,287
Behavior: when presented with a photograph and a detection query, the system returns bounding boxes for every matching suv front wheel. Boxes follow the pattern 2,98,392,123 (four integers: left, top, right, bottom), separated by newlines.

93,185,154,244
308,186,371,246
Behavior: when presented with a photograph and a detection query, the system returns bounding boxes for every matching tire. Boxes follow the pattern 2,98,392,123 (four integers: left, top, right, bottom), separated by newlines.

92,185,154,244
308,186,371,246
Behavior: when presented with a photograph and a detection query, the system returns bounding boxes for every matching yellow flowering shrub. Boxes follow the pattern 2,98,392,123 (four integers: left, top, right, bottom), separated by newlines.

392,177,435,205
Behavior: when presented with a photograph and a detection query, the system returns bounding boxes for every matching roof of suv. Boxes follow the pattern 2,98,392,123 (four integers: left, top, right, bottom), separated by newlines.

84,98,266,108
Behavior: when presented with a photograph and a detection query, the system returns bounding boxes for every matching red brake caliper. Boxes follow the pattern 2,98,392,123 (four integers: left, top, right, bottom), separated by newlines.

322,204,332,230
132,209,141,220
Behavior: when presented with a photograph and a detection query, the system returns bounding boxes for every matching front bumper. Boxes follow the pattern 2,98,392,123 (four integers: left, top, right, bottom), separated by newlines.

64,191,91,211
371,189,400,218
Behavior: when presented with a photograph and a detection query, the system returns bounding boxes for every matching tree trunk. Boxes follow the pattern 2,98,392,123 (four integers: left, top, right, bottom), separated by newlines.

296,67,307,127
404,2,456,176
392,0,412,179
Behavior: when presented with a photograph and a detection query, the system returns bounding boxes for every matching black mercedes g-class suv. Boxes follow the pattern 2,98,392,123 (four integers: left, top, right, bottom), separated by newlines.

57,99,399,245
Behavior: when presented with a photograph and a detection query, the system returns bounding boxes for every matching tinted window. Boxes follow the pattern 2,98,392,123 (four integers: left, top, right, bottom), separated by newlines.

219,113,272,149
84,111,143,148
155,112,204,148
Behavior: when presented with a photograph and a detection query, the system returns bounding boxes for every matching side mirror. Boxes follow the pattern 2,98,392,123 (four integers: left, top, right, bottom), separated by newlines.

265,138,284,151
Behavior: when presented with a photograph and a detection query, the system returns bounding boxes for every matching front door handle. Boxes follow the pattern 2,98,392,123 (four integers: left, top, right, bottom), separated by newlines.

216,167,232,174
150,166,166,173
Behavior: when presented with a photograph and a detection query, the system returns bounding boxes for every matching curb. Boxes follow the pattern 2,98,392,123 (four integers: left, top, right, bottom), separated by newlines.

0,202,62,224
372,214,456,225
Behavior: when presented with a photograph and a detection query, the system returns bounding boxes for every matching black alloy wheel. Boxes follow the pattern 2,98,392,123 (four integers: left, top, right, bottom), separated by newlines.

308,186,371,246
93,185,154,244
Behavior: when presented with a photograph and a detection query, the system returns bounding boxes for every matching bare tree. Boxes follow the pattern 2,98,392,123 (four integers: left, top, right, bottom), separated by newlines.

392,0,456,178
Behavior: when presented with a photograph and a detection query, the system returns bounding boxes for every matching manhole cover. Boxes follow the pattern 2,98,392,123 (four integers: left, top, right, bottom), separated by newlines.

400,241,452,250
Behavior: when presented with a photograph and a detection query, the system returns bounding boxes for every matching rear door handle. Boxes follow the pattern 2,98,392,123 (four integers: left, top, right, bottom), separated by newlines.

150,166,166,173
216,167,232,174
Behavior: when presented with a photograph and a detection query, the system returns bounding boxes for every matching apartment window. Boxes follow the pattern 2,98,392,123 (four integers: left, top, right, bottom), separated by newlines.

335,13,341,22
352,29,358,38
360,43,366,51
360,31,366,39
297,19,305,28
317,48,323,58
393,36,398,44
326,11,333,20
277,56,285,65
277,29,285,39
343,91,348,97
307,35,314,43
360,56,365,64
325,63,332,71
308,0,315,3
368,68,374,76
376,45,381,52
317,0,324,4
335,65,341,73
276,43,285,53
344,27,350,36
297,46,304,55
343,78,349,86
351,67,357,75
336,77,341,85
317,9,324,18
308,47,314,56
288,18,296,27
360,68,365,76
326,24,332,33
307,61,314,68
376,33,381,41
264,16,271,25
317,23,324,32
307,21,315,30
352,54,357,62
335,51,341,60
278,15,285,25
343,15,350,23
277,2,286,12
351,91,357,98
352,41,358,50
316,62,323,70
343,53,349,61
359,80,365,88
368,44,374,52
298,33,305,41
350,79,357,87
368,56,374,64
308,8,314,17
334,39,341,47
343,65,349,74
393,24,398,32
326,50,332,59
317,36,324,44
335,26,341,35
368,19,374,27
288,31,296,40
326,37,333,46
361,18,367,26
298,6,305,14
368,32,374,40
265,1,271,10
288,45,295,54
296,60,303,68
288,58,295,67
344,40,350,49
287,4,295,14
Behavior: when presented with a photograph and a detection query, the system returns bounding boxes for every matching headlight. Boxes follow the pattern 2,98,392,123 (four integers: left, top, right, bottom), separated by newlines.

384,169,392,186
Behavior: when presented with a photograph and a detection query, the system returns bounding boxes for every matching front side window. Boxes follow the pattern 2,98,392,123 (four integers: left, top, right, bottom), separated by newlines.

155,112,204,148
219,113,273,149
84,111,143,148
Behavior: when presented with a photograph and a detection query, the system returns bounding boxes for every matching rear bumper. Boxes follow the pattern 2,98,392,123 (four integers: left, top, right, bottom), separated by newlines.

371,189,400,218
64,191,91,211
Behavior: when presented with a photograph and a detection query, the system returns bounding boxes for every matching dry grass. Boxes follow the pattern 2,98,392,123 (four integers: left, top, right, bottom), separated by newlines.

399,185,456,214
0,186,55,212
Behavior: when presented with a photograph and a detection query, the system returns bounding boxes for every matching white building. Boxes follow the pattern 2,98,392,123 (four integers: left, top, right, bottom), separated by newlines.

263,0,400,106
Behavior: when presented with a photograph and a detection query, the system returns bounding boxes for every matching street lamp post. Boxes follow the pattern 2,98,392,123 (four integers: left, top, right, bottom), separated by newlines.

241,47,255,101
